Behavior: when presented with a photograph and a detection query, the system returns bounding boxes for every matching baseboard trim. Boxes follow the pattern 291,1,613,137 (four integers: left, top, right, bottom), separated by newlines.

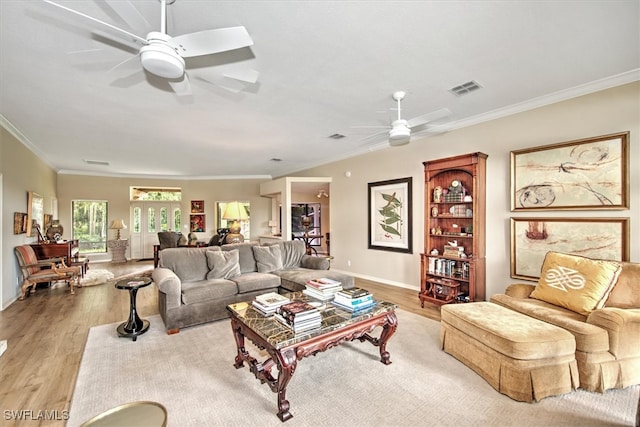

330,269,419,291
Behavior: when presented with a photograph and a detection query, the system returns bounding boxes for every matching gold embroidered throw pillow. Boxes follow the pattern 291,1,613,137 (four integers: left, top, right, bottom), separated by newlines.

531,251,622,316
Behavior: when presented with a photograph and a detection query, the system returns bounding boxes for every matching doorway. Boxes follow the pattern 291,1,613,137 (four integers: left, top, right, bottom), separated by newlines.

129,201,182,259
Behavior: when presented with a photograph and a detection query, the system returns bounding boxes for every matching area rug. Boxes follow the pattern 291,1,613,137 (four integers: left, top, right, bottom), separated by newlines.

78,269,114,287
68,310,639,427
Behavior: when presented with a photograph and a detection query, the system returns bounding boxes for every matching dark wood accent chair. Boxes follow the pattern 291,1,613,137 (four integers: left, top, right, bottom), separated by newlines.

15,245,81,300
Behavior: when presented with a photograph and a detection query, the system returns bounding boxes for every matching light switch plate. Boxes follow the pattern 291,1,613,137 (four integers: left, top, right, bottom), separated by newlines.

0,340,7,357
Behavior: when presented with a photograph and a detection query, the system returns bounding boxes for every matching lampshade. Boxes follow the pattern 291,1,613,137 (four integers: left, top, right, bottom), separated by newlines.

222,202,248,243
109,219,127,240
222,202,248,221
109,219,127,230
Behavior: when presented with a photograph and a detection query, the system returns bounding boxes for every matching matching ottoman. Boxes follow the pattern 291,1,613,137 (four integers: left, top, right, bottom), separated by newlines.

440,302,578,402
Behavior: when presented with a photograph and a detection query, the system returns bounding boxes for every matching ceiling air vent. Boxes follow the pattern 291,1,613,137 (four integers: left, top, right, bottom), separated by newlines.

449,80,482,96
84,159,110,166
328,133,346,139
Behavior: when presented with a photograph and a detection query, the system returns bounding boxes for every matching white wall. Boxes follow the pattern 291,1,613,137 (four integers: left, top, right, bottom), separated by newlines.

292,82,640,298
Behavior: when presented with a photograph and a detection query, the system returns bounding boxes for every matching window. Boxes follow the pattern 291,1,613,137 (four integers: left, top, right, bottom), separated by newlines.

72,200,108,253
217,202,250,240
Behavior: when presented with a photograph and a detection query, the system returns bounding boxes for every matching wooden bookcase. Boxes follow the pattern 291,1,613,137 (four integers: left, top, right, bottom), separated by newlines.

419,152,487,306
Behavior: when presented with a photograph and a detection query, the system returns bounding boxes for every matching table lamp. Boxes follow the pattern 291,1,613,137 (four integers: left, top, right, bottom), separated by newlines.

222,202,248,243
109,219,127,240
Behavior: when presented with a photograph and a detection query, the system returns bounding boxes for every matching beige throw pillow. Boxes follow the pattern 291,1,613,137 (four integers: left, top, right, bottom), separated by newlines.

530,251,621,316
206,249,241,279
253,245,283,273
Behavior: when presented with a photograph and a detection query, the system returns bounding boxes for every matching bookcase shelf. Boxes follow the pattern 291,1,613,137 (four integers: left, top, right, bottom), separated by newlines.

419,152,487,307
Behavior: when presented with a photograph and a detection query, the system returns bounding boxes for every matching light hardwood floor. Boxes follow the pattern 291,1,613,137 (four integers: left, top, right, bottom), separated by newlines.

0,260,440,426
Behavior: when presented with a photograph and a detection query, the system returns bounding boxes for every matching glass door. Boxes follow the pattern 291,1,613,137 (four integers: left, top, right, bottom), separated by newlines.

130,202,181,259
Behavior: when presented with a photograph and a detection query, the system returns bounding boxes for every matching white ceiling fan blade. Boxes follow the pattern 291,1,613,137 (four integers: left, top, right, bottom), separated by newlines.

42,0,148,45
223,68,259,84
104,0,152,33
169,74,193,97
407,108,452,129
170,27,254,58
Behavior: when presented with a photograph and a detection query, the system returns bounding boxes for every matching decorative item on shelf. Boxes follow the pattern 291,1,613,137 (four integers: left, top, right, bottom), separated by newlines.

223,201,249,243
109,219,127,240
431,207,438,217
463,195,473,202
46,220,64,242
433,186,443,203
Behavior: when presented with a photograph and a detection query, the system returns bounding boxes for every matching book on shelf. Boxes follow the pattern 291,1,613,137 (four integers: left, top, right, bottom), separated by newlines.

335,287,370,299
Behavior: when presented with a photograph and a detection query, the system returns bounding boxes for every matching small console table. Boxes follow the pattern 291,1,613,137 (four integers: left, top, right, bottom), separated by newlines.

108,239,128,263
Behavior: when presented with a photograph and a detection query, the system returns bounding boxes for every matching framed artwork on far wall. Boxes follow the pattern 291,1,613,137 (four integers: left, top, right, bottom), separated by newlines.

510,217,629,281
368,177,412,253
190,214,205,232
191,200,204,213
511,132,629,211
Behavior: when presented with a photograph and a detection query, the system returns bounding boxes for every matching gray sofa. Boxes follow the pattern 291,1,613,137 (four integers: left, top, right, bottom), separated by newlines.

152,240,354,333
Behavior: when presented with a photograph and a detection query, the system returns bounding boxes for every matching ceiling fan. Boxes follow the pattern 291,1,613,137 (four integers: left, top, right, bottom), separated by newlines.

357,91,451,146
42,0,258,96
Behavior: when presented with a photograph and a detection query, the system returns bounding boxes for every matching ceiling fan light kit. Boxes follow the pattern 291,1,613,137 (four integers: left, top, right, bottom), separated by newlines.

388,119,411,146
140,32,185,79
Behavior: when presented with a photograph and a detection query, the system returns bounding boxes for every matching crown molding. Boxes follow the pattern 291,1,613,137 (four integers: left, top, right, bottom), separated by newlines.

56,169,272,181
0,114,59,172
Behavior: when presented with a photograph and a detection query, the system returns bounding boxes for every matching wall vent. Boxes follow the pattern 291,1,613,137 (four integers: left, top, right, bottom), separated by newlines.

449,80,482,96
84,159,110,166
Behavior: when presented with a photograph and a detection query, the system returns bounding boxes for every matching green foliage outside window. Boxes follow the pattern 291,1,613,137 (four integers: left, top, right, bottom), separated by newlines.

72,200,108,253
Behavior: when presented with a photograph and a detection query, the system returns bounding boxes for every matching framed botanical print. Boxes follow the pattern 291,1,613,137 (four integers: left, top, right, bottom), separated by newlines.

368,177,412,253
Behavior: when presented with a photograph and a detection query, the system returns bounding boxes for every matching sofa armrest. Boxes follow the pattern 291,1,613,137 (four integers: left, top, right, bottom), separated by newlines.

300,255,329,270
504,283,536,299
152,268,182,310
587,308,640,359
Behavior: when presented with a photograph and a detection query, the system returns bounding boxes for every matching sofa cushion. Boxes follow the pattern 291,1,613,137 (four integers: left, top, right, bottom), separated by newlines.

531,251,622,316
181,279,237,305
206,250,241,280
232,272,281,294
222,242,258,273
278,240,305,269
490,293,610,354
253,245,283,273
159,247,214,282
605,261,640,309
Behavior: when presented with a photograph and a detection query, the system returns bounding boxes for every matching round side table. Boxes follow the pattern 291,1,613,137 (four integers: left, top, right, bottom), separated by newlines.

80,401,167,427
115,277,152,341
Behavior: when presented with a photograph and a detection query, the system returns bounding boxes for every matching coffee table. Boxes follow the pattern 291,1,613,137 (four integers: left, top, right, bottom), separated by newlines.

227,292,397,422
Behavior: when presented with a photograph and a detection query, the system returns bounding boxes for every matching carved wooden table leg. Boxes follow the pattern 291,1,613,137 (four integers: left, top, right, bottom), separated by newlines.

273,348,297,422
358,311,398,364
231,318,249,369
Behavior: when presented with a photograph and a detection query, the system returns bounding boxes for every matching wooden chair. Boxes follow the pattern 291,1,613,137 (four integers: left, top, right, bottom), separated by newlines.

14,245,81,300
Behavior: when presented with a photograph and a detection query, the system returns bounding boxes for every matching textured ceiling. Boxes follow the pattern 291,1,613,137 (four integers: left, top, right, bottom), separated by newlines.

1,1,638,179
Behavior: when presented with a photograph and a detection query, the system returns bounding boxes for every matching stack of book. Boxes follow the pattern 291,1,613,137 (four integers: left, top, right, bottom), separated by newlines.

252,292,291,316
332,288,376,312
443,244,465,258
275,300,322,332
303,278,343,301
